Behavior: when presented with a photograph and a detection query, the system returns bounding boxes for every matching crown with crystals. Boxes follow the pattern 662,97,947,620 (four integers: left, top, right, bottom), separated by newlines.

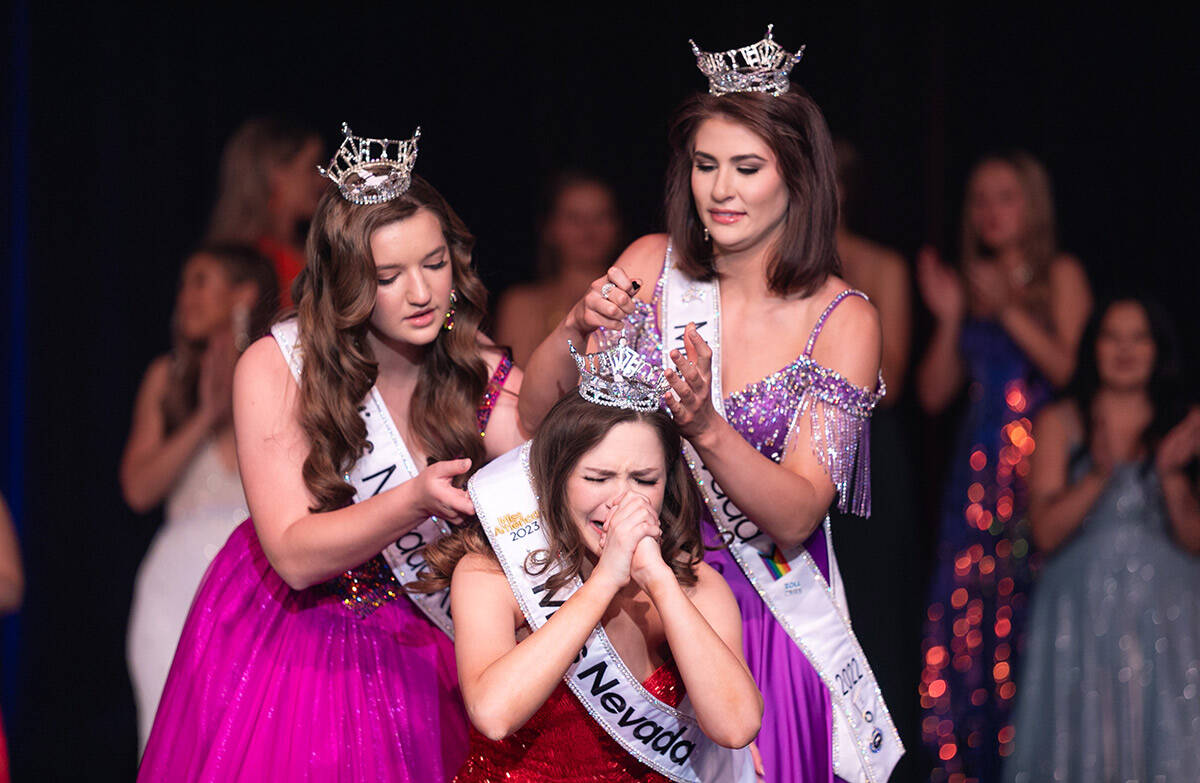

317,122,421,205
569,337,670,412
689,24,805,97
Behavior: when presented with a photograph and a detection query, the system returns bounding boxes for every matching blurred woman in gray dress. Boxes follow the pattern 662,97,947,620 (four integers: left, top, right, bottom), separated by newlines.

1006,297,1200,782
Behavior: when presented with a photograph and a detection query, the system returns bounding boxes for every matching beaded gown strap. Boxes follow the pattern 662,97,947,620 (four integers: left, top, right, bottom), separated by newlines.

477,352,514,436
803,289,869,357
790,289,882,518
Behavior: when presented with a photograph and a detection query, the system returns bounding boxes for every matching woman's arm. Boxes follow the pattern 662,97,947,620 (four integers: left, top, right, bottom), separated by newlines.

914,247,967,414
517,234,666,434
451,554,622,740
234,336,474,590
453,496,658,740
667,297,882,549
873,252,912,405
997,257,1092,388
1156,409,1200,553
119,353,224,513
0,494,23,615
1028,403,1108,553
641,560,761,748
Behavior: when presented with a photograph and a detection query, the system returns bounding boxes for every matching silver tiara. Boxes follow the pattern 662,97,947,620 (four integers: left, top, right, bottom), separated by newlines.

689,24,805,97
317,122,420,205
570,337,670,412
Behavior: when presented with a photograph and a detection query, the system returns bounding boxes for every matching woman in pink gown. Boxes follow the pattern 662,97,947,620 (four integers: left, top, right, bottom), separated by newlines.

139,127,525,782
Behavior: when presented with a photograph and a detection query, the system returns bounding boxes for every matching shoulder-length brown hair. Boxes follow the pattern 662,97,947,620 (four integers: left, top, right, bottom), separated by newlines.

962,150,1059,307
162,244,279,433
292,176,490,513
665,85,841,297
414,393,706,594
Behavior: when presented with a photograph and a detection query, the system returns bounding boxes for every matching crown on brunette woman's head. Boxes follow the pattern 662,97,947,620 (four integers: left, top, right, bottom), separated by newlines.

689,24,805,97
569,336,670,412
318,122,421,205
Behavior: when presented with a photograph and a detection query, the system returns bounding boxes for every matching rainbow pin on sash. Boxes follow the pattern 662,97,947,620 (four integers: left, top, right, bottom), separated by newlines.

760,545,792,580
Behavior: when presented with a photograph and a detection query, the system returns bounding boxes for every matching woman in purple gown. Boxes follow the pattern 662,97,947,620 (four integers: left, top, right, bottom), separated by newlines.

138,126,526,782
519,28,900,783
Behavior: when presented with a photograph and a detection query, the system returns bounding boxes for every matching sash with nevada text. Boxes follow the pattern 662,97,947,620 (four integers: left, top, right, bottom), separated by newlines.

659,252,903,783
271,320,453,636
469,443,755,783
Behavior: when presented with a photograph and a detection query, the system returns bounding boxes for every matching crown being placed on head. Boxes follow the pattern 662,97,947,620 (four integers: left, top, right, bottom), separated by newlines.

318,122,420,205
570,337,670,412
689,24,805,97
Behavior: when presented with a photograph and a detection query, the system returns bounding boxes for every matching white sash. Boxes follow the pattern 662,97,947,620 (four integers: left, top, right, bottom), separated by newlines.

660,256,903,783
271,320,454,636
469,444,755,783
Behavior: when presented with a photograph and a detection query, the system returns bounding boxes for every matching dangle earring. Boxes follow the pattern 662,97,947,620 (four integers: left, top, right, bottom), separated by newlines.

703,226,711,242
233,303,251,352
443,288,458,331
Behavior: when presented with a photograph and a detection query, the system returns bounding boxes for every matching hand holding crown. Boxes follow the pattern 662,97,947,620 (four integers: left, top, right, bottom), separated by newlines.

664,324,719,440
566,267,641,337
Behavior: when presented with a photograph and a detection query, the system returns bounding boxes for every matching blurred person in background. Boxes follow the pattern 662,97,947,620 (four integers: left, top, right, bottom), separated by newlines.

829,138,920,777
493,171,622,365
1006,297,1200,782
205,117,325,307
0,492,22,783
915,151,1092,782
120,245,278,751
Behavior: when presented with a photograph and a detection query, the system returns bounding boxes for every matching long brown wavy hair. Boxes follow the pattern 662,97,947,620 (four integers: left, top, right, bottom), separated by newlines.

292,176,490,513
414,393,706,594
664,85,842,298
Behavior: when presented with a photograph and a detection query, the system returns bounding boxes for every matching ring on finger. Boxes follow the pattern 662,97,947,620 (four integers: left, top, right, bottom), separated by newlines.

600,282,616,300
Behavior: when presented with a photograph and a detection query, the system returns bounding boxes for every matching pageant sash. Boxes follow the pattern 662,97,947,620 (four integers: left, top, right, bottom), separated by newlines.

469,444,755,783
271,320,454,636
660,254,903,783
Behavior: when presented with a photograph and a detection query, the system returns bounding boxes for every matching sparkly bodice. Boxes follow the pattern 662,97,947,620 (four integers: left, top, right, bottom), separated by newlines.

455,661,683,782
619,254,883,515
329,353,514,618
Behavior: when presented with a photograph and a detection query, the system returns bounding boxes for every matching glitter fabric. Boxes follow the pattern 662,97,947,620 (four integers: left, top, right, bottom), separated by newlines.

455,661,682,782
477,352,513,436
609,258,879,783
1005,458,1200,782
329,354,515,618
919,320,1050,783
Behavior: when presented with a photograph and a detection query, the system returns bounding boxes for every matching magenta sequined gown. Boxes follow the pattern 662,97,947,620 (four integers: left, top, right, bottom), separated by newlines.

622,258,883,783
138,354,513,783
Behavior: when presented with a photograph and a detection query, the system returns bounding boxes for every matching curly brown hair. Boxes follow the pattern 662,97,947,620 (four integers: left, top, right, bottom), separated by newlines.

414,393,706,594
291,176,490,513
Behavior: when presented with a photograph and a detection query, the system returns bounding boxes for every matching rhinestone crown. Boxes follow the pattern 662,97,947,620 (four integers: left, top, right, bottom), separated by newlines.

570,336,670,412
689,24,805,97
318,122,420,205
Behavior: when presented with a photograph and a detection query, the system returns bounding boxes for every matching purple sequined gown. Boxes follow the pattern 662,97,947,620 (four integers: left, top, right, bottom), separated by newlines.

138,352,513,782
624,256,883,783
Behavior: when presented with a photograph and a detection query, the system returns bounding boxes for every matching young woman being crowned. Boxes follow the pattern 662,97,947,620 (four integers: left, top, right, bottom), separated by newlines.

518,27,902,783
415,338,762,782
139,124,525,782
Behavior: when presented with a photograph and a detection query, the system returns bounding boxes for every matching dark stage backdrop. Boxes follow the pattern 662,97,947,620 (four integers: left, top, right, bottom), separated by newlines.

7,3,1196,780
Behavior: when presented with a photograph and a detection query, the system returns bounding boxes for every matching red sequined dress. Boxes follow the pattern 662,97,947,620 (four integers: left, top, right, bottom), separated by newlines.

455,662,683,782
